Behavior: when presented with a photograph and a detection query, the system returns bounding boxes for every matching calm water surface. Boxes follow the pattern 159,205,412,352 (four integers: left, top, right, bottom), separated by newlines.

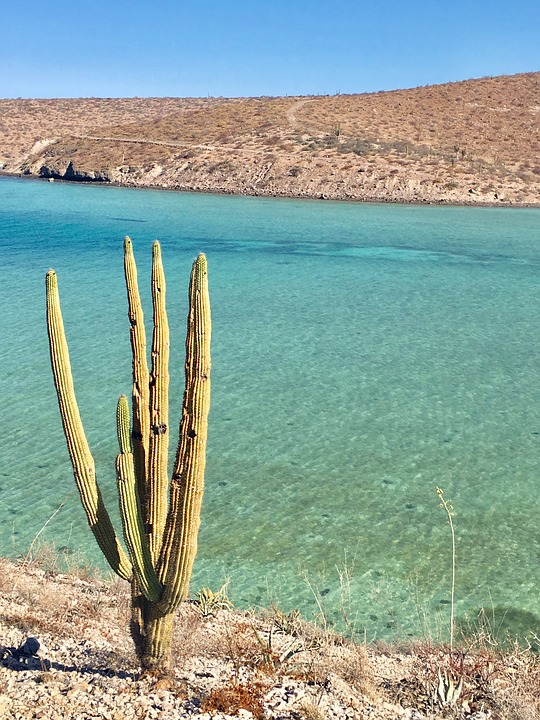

1,176,539,641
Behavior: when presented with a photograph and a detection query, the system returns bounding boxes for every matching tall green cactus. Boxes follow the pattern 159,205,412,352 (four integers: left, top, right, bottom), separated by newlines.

46,240,211,675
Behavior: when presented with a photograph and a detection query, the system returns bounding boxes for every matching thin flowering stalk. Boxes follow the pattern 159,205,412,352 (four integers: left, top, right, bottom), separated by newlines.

436,486,456,650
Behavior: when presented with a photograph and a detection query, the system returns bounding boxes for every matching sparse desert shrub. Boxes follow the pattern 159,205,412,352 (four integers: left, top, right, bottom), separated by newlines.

202,682,266,719
195,584,234,618
207,159,234,174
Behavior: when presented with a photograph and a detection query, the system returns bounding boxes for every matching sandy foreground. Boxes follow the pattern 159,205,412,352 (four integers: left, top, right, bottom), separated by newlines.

0,557,538,720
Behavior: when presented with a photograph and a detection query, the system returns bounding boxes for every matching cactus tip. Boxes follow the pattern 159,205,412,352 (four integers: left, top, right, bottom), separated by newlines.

193,253,208,273
116,395,132,454
46,269,58,289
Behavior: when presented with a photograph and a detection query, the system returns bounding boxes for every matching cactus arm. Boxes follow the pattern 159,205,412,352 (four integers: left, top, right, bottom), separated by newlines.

116,396,162,602
123,237,150,520
158,254,211,613
45,270,132,581
147,241,170,561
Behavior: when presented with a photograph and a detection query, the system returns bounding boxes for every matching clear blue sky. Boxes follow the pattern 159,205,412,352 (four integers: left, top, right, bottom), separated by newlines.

1,0,539,98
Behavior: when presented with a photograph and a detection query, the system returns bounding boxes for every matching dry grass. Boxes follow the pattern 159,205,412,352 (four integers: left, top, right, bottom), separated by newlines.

202,681,267,719
1,553,127,644
382,640,540,720
0,555,538,719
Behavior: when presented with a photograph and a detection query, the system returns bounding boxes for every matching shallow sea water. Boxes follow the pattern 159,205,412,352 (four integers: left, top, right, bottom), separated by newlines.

1,176,539,641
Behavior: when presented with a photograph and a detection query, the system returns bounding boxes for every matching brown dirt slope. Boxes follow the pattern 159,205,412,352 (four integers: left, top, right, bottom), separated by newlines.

1,72,539,205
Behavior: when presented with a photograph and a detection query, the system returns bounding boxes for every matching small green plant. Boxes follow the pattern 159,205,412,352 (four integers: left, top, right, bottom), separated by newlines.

436,668,463,707
436,486,456,649
195,584,234,617
46,239,211,676
272,607,301,636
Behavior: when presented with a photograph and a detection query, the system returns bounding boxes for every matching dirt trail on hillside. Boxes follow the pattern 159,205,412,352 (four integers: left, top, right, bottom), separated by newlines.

286,98,312,129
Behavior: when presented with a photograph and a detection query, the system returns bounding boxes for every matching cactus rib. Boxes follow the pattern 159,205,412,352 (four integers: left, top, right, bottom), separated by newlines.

147,241,170,561
123,236,150,521
157,253,211,613
116,396,162,602
45,270,132,581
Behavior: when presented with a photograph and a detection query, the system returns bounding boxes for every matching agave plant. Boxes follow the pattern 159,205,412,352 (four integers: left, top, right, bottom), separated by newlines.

45,238,211,675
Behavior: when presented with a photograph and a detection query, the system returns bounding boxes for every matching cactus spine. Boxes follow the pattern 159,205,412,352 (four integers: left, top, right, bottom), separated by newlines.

46,241,211,675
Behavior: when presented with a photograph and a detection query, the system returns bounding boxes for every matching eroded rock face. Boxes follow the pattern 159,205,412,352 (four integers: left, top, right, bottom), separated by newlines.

34,163,66,179
37,160,111,182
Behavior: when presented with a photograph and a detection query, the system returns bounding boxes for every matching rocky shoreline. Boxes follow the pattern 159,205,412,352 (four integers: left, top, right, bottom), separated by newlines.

3,169,540,210
0,558,538,720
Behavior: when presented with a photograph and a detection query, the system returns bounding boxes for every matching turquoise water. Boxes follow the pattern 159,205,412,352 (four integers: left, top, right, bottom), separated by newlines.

1,176,539,642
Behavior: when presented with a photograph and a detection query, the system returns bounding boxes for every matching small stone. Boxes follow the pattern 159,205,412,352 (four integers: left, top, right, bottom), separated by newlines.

66,681,89,697
34,672,53,684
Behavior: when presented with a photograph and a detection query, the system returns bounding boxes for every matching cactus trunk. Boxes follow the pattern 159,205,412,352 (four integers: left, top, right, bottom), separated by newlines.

130,590,175,674
46,243,211,677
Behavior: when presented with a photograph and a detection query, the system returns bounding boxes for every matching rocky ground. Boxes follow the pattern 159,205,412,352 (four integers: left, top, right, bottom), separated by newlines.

0,558,538,720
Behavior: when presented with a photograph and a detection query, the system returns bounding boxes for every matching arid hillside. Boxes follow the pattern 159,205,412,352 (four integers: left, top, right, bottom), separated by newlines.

1,72,539,205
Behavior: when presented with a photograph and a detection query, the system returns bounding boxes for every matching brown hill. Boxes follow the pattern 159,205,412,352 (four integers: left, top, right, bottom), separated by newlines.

1,72,539,205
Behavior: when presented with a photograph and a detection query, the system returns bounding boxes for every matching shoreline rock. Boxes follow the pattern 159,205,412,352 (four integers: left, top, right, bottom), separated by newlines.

2,168,538,209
